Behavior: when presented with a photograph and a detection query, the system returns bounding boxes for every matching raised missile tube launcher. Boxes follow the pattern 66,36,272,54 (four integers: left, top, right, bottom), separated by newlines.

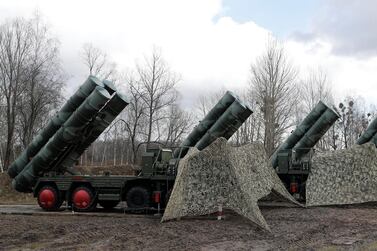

356,116,377,146
139,90,253,200
8,87,252,212
271,101,340,200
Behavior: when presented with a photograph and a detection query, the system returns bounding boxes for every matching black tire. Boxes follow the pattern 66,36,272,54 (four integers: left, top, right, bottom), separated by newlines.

71,186,97,212
37,185,63,211
99,200,119,209
126,186,150,209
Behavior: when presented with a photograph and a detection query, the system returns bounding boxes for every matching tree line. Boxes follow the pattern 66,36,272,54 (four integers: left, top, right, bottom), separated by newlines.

0,14,65,171
0,15,374,171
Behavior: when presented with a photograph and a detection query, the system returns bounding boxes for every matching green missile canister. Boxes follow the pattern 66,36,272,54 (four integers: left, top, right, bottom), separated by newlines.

174,91,237,158
195,100,253,151
57,92,129,172
8,76,104,178
357,116,377,145
293,107,340,159
12,86,111,192
103,79,117,95
271,101,328,168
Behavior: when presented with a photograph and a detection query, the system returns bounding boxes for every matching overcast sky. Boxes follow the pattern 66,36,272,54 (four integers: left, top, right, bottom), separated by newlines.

0,0,376,109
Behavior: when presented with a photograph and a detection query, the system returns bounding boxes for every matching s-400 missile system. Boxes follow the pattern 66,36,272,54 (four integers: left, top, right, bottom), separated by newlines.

8,78,252,212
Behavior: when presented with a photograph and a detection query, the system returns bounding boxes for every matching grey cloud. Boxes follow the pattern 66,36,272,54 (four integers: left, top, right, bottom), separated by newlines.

177,79,228,109
292,0,377,58
290,31,317,43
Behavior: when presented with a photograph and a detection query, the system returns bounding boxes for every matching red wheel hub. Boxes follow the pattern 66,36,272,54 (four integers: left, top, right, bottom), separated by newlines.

73,189,92,209
39,189,56,209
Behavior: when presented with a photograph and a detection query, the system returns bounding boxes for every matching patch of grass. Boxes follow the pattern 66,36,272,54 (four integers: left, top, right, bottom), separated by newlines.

0,173,34,204
9,241,46,251
360,241,377,251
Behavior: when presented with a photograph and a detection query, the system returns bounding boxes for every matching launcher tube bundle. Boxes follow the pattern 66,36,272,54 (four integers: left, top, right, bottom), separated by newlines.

271,101,340,168
174,91,253,158
8,76,129,192
357,116,377,146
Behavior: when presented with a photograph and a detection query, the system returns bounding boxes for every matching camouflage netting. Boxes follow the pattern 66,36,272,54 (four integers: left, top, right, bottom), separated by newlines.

307,143,377,206
161,138,300,231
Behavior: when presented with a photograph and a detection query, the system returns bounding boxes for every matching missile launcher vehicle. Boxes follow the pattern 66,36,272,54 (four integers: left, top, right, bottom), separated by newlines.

271,101,340,200
8,80,252,212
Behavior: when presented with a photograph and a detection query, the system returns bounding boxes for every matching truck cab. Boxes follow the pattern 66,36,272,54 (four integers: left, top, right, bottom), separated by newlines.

275,148,314,200
141,148,174,176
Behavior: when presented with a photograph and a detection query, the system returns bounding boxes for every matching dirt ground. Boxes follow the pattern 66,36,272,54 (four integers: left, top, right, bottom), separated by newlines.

2,204,377,250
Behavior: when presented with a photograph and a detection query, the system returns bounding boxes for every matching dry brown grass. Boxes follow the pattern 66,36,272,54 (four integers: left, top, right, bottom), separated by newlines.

0,173,34,204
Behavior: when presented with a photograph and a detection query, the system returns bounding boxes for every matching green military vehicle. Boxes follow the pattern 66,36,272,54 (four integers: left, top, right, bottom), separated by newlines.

8,76,252,212
271,101,340,200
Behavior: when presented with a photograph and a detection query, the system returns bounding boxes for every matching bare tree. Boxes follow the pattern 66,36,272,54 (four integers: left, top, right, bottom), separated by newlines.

249,39,298,156
335,96,369,149
16,15,65,147
81,43,118,82
79,48,182,165
195,88,226,118
300,69,333,112
0,95,5,171
131,49,179,146
0,15,65,170
298,69,335,150
123,74,147,163
162,103,193,147
301,70,334,112
0,18,31,169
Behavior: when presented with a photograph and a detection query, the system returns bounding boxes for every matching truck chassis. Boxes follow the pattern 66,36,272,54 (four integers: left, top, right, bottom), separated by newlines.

34,174,175,212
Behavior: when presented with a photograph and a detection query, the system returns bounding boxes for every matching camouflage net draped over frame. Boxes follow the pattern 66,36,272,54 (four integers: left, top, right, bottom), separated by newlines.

307,143,377,206
161,138,300,231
